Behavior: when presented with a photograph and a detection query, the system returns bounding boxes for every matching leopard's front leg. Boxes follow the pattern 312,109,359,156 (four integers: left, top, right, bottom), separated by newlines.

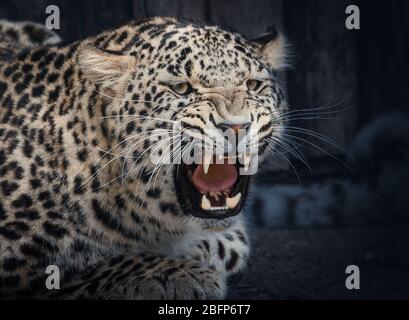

122,222,249,299
55,222,249,299
188,221,250,276
54,253,225,299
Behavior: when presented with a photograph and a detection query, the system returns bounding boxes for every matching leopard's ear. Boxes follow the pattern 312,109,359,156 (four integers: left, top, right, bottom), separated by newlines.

252,26,289,70
77,46,135,91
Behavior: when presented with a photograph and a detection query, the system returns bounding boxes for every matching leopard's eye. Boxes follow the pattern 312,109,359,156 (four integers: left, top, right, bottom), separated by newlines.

246,79,263,92
170,82,193,95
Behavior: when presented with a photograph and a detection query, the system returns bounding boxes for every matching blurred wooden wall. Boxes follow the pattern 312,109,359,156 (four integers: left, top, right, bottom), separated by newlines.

1,0,408,159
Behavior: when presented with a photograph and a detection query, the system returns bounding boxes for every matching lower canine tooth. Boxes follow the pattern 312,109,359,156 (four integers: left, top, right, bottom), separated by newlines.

226,192,241,209
201,195,211,210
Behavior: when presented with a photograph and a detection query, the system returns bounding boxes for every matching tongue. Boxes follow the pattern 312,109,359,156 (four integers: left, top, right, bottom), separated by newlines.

192,162,237,192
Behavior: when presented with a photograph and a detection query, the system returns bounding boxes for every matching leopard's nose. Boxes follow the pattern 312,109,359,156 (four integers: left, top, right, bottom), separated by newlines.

216,122,251,133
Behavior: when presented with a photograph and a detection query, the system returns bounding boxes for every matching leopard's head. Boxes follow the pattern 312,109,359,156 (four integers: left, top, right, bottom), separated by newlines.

78,17,288,227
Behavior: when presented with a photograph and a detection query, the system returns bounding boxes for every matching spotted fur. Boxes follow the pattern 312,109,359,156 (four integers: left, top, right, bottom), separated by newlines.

0,17,287,299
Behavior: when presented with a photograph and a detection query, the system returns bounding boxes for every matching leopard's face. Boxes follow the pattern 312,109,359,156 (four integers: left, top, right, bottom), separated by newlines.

79,18,288,226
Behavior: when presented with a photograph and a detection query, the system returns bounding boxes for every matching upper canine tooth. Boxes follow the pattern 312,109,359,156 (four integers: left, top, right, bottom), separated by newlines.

201,195,211,210
216,153,224,163
242,153,251,171
203,153,212,174
226,193,241,209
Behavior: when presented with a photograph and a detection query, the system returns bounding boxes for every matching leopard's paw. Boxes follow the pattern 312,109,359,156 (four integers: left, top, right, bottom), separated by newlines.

135,262,226,300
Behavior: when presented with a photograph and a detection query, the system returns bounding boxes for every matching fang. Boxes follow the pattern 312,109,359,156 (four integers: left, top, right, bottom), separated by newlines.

226,192,241,209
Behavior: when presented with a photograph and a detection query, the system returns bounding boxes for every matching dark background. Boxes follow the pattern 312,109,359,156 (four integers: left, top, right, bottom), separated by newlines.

1,0,408,298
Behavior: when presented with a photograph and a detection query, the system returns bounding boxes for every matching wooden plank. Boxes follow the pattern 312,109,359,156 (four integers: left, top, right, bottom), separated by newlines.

0,0,50,23
54,0,134,42
0,0,134,42
130,0,147,21
208,0,284,37
356,0,409,126
284,0,359,157
141,0,207,22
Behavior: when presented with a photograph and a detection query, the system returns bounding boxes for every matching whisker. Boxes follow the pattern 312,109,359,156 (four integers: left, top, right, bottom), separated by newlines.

271,94,357,122
130,129,189,188
83,130,178,188
95,135,179,190
272,103,358,123
283,126,356,164
146,136,186,190
150,137,189,189
123,133,182,184
268,135,312,174
280,132,357,174
100,114,180,125
96,90,162,106
159,140,193,189
97,129,174,158
267,143,302,184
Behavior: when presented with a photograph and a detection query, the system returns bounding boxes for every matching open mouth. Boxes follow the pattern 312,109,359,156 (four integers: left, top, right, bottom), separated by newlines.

174,154,252,219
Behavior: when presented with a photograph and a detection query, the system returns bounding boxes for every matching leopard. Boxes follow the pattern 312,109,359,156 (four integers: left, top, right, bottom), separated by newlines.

0,17,288,299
